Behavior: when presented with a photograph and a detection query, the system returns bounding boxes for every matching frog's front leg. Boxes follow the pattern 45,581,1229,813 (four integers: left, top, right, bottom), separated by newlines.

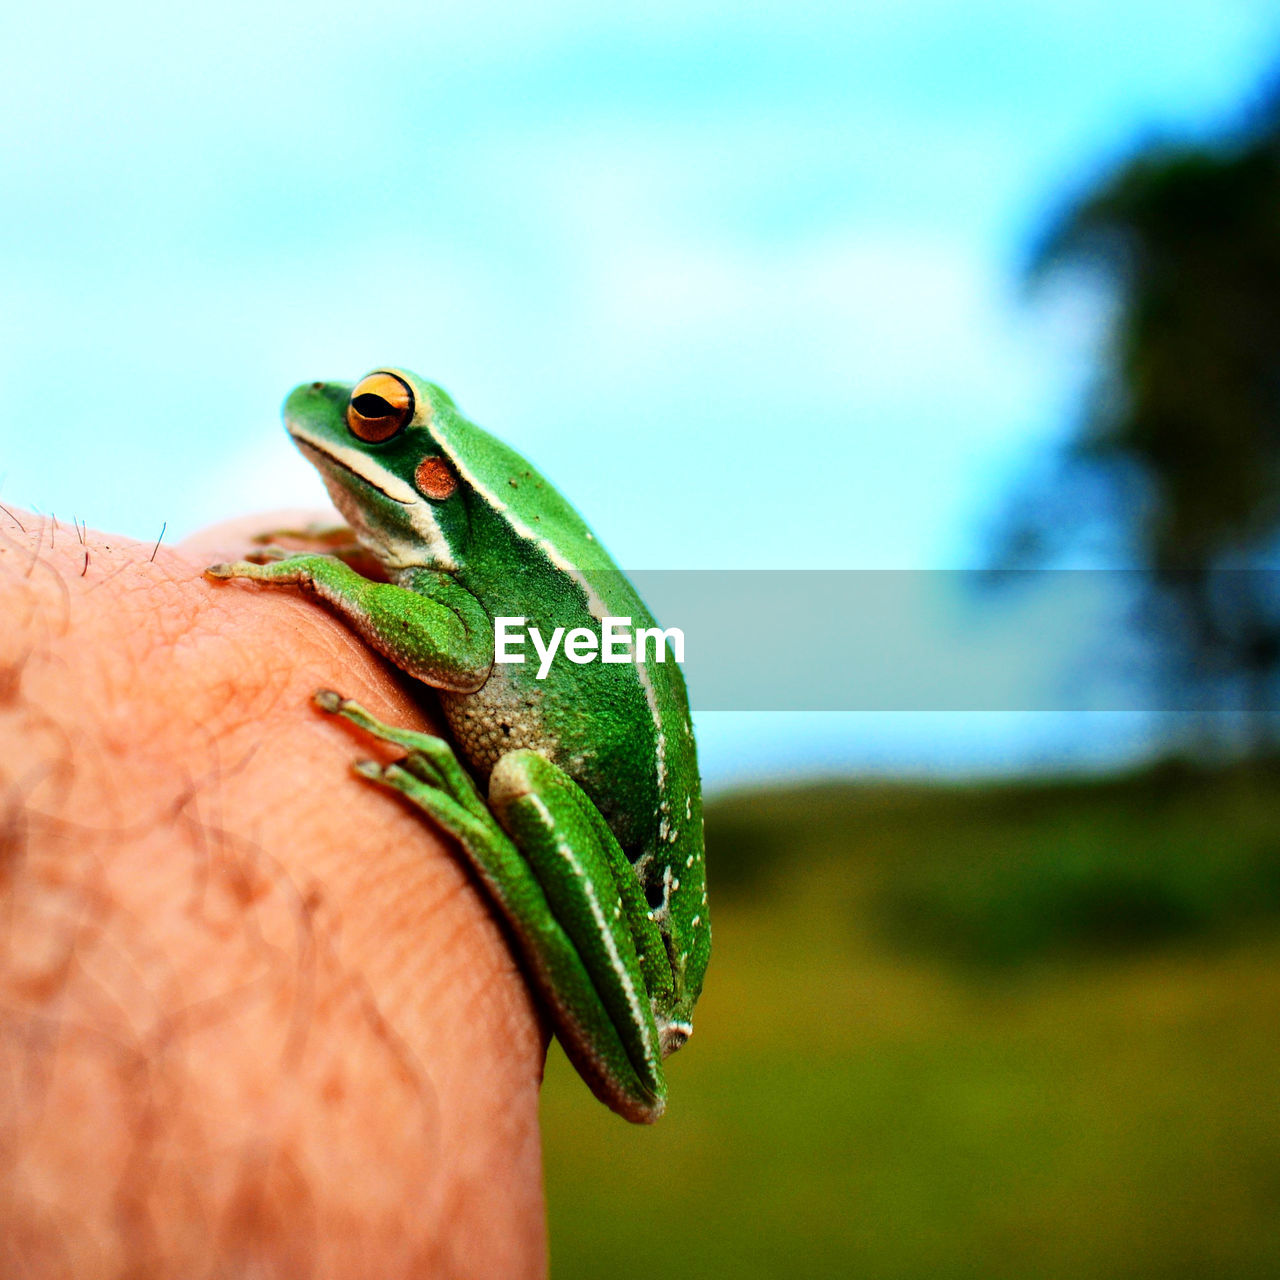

318,694,671,1123
205,555,493,692
245,522,376,571
251,519,355,548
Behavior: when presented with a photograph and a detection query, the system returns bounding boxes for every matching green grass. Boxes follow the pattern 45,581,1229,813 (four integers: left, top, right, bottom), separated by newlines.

540,764,1280,1278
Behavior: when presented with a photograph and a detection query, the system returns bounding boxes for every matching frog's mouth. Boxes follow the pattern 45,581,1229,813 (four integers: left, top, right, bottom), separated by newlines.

288,428,457,571
290,430,415,507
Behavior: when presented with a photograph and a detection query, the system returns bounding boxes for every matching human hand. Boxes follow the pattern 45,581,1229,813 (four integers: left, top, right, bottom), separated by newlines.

0,509,547,1278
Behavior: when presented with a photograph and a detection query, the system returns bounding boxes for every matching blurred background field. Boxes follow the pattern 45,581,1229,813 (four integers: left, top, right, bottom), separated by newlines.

542,763,1280,1278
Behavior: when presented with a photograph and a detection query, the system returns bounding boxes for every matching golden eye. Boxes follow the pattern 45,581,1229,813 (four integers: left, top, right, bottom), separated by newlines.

347,371,415,442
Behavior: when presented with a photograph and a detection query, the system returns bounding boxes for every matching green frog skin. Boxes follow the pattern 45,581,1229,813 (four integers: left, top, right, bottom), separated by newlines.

206,369,709,1123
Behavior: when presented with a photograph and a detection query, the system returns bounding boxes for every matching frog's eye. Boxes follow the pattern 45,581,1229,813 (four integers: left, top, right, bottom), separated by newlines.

347,371,415,443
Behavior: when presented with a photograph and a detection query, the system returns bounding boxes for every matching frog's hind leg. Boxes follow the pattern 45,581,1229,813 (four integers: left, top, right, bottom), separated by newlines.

314,690,485,815
314,693,666,1122
485,749,669,1122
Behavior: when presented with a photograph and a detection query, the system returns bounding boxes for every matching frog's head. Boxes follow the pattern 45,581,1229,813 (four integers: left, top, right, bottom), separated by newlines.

283,369,469,572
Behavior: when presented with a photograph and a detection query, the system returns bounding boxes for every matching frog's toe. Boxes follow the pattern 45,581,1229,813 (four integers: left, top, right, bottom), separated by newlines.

313,689,346,714
659,1020,693,1057
245,544,291,564
202,558,281,582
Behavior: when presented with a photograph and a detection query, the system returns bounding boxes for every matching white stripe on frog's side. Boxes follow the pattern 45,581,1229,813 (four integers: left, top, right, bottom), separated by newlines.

434,442,611,618
635,655,668,795
290,426,457,572
526,792,659,1075
436,429,671,828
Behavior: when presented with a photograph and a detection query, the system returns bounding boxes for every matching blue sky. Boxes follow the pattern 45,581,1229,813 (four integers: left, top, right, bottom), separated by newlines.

4,1,1279,783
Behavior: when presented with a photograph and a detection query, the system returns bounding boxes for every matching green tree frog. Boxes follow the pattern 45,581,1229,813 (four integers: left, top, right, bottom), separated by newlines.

205,369,708,1123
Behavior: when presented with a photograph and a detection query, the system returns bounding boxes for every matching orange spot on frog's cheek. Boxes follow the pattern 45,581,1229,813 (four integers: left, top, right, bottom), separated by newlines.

415,456,458,501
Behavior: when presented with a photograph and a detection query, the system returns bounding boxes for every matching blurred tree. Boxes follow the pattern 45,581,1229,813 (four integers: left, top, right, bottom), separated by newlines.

1009,88,1280,750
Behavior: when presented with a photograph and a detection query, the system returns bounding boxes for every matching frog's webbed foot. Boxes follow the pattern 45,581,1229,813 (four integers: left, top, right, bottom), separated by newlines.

314,691,487,815
204,554,317,583
204,550,380,588
251,521,357,548
208,527,368,577
243,544,293,564
252,523,367,567
315,691,669,1123
202,525,363,582
206,558,265,581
